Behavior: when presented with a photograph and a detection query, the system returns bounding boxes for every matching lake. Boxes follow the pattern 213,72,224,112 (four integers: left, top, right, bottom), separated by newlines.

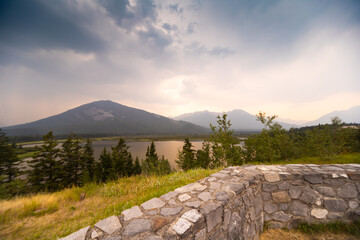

92,140,204,169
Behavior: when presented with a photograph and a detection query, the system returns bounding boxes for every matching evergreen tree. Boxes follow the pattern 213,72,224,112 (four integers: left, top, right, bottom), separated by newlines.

82,139,95,183
29,131,61,192
60,133,83,187
96,147,112,182
195,142,211,169
0,129,19,182
142,141,171,175
111,138,133,178
133,157,142,175
176,138,196,171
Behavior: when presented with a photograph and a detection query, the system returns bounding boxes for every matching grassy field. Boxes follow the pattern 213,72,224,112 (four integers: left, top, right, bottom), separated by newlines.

0,168,220,240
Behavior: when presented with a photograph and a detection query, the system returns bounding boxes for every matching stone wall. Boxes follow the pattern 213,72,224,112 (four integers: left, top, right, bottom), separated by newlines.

60,164,360,240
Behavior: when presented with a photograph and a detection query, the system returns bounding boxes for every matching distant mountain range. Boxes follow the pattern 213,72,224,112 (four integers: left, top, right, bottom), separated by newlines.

3,101,359,137
303,105,360,126
2,101,208,136
173,110,296,131
173,105,360,131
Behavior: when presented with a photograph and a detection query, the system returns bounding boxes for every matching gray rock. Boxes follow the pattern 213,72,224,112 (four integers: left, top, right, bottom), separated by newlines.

299,188,321,205
267,221,285,229
324,198,348,212
215,191,230,205
262,183,278,192
272,211,292,222
355,183,360,192
314,186,335,197
59,226,90,240
198,192,213,202
264,202,278,214
229,212,241,240
261,192,271,201
172,218,192,235
181,209,202,223
123,219,152,237
278,181,290,190
122,206,143,221
103,236,122,240
349,201,359,209
304,174,323,184
195,228,206,240
141,198,165,210
264,172,280,182
289,187,303,199
289,200,309,217
160,207,183,216
279,203,288,211
210,182,221,190
160,191,179,201
223,209,231,230
337,183,357,198
184,201,204,208
145,236,163,240
225,183,244,194
178,193,191,202
200,202,223,232
272,191,291,203
95,216,122,235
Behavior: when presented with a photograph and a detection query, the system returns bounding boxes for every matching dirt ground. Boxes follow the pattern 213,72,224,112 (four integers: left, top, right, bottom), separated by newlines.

260,229,359,240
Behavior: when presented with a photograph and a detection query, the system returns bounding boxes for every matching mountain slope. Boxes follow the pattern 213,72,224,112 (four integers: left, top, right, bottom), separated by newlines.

174,109,296,131
3,101,208,136
304,105,360,126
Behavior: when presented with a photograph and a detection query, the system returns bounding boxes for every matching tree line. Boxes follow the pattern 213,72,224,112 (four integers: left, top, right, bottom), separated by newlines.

176,113,360,170
0,130,171,197
1,112,359,198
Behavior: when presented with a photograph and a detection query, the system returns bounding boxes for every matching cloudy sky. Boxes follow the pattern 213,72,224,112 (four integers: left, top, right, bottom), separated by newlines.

1,0,359,126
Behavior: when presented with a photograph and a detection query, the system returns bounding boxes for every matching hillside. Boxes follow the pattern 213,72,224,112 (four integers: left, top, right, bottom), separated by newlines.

2,101,208,136
304,105,360,126
174,109,296,131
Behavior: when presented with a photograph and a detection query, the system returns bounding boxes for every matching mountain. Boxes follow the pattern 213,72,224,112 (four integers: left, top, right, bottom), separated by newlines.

174,109,296,131
3,100,208,136
304,105,360,126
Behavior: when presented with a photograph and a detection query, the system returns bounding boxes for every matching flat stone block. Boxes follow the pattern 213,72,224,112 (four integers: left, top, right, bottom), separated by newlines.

198,192,213,202
337,183,357,198
304,174,323,184
122,206,143,221
178,193,191,202
210,172,228,178
210,182,221,190
184,201,204,208
311,209,328,219
160,191,179,201
95,216,122,235
172,218,192,235
324,198,348,212
200,202,223,232
60,226,90,240
123,219,152,237
264,172,280,182
181,209,202,223
272,191,291,203
141,198,165,210
272,211,292,222
161,207,183,216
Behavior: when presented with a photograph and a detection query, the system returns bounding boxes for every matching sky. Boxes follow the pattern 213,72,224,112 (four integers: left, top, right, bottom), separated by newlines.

1,0,360,126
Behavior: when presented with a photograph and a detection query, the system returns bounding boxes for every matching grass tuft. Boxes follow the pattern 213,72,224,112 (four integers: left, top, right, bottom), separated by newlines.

297,221,360,236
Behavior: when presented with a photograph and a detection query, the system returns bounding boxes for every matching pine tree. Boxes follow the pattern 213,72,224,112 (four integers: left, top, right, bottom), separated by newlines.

195,142,211,169
60,133,83,187
96,147,112,182
133,157,142,175
142,141,171,175
82,139,95,183
29,131,61,192
111,138,133,178
0,129,19,183
176,138,196,171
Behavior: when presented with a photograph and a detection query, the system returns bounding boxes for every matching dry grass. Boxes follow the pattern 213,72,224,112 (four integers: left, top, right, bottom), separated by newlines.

260,229,359,240
0,168,219,240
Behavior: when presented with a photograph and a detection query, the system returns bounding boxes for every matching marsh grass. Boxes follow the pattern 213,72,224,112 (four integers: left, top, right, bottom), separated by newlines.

0,168,219,240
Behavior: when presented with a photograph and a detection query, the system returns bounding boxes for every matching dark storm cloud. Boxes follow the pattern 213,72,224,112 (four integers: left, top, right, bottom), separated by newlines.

167,3,183,14
0,0,104,54
138,25,173,52
100,0,157,30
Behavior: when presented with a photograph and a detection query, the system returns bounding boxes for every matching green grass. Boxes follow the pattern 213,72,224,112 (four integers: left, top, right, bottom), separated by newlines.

247,153,360,165
0,168,220,240
297,221,360,236
17,151,39,160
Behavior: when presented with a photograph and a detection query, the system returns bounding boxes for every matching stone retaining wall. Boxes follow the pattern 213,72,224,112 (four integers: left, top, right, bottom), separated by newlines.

60,164,360,240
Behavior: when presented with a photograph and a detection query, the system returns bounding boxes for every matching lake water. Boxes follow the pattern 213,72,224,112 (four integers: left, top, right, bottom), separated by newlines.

23,140,204,169
92,140,204,169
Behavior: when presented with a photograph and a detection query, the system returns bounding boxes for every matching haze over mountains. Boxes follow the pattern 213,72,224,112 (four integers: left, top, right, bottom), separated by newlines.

174,106,360,130
2,101,359,137
2,101,208,136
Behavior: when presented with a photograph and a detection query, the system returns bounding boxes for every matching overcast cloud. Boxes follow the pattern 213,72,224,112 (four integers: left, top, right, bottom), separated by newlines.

0,0,359,126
